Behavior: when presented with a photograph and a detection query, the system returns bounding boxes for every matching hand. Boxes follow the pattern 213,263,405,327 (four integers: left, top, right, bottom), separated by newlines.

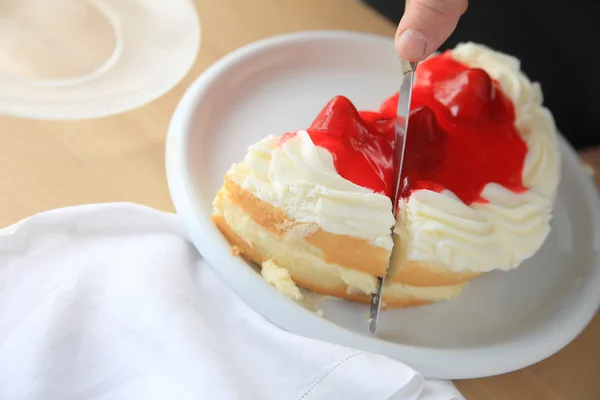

395,0,468,62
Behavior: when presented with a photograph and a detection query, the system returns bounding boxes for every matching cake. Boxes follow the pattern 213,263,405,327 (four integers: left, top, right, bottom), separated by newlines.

212,42,560,308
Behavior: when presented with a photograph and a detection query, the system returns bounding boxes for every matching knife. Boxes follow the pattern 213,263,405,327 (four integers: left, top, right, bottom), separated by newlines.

369,59,418,334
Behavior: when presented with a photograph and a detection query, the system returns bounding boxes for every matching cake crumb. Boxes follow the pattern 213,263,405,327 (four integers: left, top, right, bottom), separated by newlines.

283,222,319,240
260,260,330,317
261,260,304,302
231,245,242,256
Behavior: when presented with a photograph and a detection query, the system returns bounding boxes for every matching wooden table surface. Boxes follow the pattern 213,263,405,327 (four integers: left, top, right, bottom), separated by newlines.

0,0,598,398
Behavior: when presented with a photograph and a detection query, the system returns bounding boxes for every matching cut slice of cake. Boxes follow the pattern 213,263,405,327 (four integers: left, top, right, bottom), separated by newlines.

212,42,560,308
212,96,465,307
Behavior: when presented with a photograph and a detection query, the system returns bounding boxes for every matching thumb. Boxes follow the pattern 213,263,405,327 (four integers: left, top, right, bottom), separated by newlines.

395,0,467,61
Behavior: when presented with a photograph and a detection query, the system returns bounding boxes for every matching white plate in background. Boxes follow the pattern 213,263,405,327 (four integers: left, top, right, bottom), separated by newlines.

0,0,200,120
166,31,600,379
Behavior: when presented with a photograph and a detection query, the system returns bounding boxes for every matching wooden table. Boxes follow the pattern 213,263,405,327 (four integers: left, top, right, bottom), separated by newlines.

0,0,598,398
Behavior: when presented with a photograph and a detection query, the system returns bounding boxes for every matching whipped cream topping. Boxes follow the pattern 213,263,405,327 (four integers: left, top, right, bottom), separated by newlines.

397,186,552,273
232,130,395,250
394,43,560,273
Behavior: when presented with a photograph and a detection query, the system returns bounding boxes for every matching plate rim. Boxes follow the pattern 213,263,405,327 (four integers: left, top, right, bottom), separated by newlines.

165,30,600,379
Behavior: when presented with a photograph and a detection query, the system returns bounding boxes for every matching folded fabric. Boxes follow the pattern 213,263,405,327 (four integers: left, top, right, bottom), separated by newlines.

0,203,464,400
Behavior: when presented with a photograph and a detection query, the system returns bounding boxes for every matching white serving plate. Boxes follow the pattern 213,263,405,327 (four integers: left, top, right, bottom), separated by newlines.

165,30,600,380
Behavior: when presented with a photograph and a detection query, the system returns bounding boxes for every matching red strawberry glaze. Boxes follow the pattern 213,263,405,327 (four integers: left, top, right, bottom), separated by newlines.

280,51,529,205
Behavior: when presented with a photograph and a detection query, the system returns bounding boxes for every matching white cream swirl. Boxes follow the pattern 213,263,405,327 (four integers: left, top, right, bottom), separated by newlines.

398,190,504,271
398,186,552,273
522,107,561,199
473,184,552,269
232,130,395,250
394,43,561,273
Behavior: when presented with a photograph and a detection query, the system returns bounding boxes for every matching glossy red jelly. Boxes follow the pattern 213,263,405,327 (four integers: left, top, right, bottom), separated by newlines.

281,51,529,205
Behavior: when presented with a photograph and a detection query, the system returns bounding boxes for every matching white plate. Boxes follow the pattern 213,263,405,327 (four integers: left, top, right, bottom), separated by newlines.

166,31,600,379
0,0,200,120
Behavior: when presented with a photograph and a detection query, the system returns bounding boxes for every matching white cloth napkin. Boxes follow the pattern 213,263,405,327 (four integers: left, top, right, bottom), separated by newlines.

0,203,464,400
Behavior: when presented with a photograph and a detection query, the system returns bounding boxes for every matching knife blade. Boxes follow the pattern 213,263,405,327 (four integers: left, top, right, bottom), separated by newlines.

369,59,417,334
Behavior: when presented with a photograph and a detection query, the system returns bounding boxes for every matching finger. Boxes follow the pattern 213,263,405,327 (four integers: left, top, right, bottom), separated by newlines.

395,0,468,61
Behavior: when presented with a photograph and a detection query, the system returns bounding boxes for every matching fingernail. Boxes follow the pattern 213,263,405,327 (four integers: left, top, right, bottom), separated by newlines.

396,29,427,60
